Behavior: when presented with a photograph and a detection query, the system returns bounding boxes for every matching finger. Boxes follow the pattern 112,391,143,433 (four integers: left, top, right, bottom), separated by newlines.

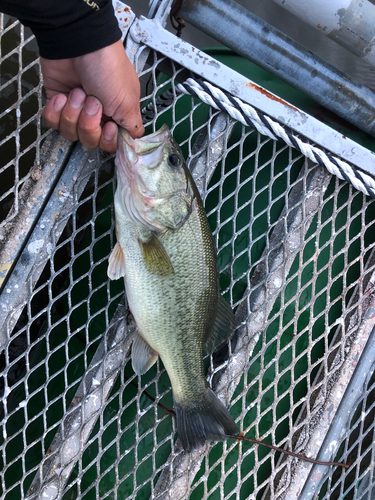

125,119,145,139
116,106,144,139
114,102,144,140
107,74,144,139
60,88,87,141
99,121,118,154
42,94,68,129
78,96,103,149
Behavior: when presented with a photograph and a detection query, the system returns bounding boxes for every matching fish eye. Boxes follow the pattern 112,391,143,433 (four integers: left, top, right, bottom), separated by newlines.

168,154,180,168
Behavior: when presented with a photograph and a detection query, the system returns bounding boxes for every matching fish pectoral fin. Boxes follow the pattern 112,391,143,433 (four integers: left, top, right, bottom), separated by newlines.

204,296,234,354
132,331,158,375
138,234,174,277
107,242,126,280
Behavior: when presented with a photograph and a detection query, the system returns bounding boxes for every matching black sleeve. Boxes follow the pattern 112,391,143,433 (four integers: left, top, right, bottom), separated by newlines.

0,0,122,59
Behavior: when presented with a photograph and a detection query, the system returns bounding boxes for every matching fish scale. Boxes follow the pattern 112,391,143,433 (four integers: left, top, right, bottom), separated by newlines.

108,124,238,451
121,199,213,397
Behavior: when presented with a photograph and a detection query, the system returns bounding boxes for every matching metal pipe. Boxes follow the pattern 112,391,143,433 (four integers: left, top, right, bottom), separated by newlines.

270,0,375,67
179,0,375,137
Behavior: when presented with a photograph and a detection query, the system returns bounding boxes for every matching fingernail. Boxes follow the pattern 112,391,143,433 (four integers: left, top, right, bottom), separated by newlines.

84,96,101,116
53,94,67,112
69,88,86,109
104,122,116,141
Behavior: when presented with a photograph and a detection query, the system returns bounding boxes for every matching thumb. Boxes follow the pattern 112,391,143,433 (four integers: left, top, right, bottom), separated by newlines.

112,94,145,139
75,41,145,139
103,44,144,138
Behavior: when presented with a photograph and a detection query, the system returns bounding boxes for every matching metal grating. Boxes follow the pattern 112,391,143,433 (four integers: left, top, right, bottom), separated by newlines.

317,370,375,500
0,16,47,229
1,10,375,500
310,352,375,500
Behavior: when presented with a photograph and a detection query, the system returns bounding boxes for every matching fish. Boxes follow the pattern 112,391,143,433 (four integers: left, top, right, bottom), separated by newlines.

107,124,238,451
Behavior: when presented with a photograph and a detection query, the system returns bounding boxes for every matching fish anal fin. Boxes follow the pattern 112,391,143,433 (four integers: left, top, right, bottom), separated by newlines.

138,233,174,277
204,296,234,355
107,242,126,280
174,387,238,451
132,331,158,375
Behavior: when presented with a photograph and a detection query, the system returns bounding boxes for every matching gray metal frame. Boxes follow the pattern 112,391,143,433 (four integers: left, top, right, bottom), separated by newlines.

0,143,98,349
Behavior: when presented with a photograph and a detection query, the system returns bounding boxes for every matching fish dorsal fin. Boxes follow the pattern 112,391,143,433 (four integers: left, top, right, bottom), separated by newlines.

138,233,174,277
132,331,158,375
107,242,126,280
204,296,234,355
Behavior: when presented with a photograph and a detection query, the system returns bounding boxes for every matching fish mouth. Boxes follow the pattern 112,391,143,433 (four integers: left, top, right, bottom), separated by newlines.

115,124,191,232
115,124,173,208
119,124,170,157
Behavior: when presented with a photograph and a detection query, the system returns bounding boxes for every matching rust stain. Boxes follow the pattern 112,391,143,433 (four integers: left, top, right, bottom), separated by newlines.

246,82,300,112
236,431,245,445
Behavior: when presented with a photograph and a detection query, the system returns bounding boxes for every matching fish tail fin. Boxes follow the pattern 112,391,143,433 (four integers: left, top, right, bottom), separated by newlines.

174,388,238,451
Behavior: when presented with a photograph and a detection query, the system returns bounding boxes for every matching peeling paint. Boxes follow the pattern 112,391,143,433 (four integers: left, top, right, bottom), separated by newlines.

0,262,13,286
27,239,44,254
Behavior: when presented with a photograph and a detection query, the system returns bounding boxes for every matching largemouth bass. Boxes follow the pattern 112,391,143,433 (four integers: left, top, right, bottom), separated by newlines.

108,124,238,451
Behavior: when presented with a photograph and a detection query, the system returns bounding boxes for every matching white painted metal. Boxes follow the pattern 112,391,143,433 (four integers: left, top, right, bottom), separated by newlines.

111,0,136,40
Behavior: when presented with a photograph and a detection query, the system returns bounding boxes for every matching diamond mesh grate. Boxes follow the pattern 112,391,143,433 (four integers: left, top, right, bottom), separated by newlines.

317,366,375,500
0,16,47,229
1,18,375,500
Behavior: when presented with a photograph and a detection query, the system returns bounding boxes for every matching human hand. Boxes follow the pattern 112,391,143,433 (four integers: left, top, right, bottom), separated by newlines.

41,40,144,153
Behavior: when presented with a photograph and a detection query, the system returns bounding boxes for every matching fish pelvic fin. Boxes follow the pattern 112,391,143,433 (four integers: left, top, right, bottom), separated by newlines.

204,295,234,355
138,233,174,277
174,387,238,452
107,242,126,280
132,331,158,375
